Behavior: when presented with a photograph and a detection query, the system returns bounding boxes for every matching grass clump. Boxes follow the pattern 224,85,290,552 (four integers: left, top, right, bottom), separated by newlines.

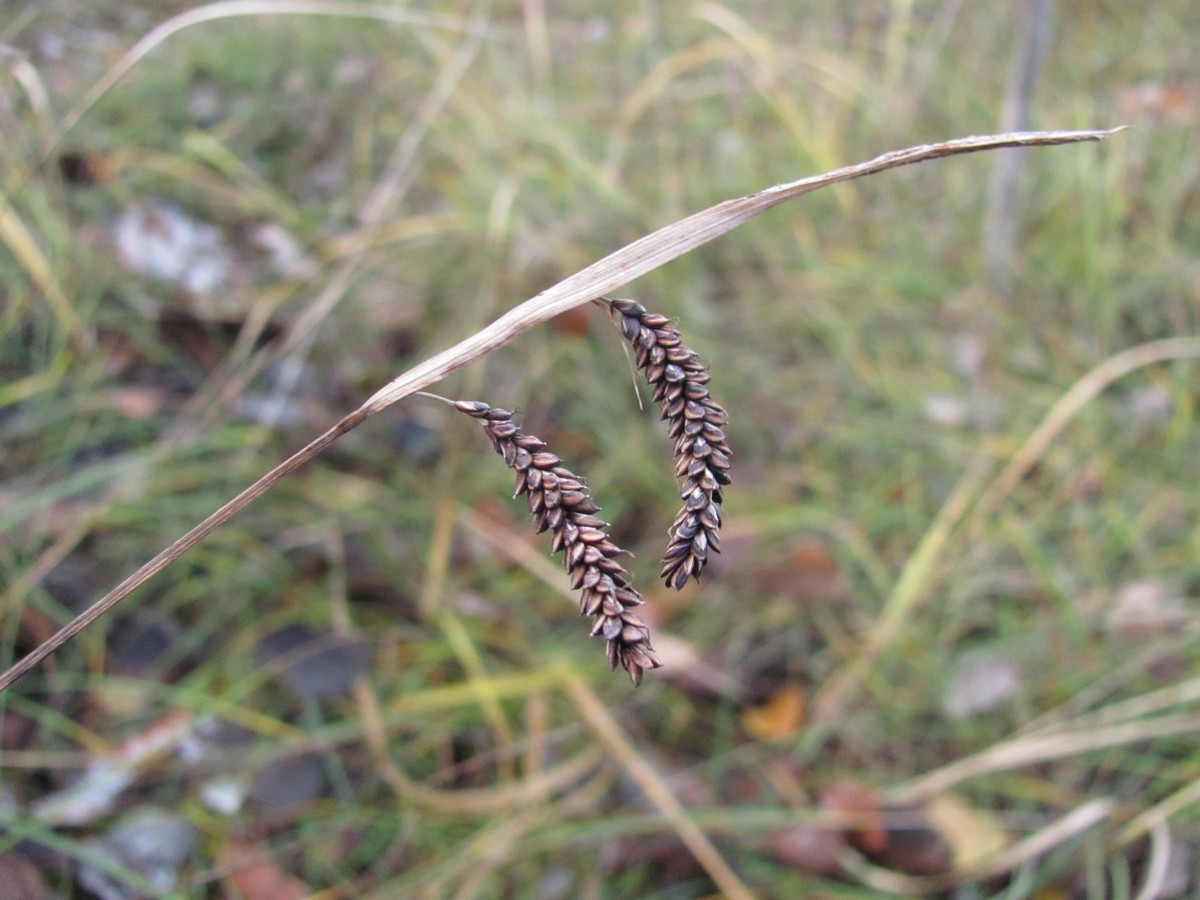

0,1,1198,897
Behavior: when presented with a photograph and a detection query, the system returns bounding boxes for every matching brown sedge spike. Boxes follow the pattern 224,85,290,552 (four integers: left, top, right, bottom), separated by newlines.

448,399,662,685
607,299,731,590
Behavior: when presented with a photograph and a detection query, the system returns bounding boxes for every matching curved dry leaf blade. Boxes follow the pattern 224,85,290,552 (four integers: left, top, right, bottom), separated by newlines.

364,128,1123,414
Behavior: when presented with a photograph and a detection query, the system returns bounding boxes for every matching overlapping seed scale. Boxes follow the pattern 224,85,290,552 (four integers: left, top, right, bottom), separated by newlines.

453,399,662,684
609,299,732,590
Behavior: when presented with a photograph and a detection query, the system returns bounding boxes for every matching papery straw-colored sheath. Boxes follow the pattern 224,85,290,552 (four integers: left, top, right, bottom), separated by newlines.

609,299,731,590
453,400,663,684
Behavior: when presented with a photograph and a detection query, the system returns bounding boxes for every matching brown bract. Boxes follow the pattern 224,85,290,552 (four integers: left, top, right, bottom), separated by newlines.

609,299,731,590
453,400,663,684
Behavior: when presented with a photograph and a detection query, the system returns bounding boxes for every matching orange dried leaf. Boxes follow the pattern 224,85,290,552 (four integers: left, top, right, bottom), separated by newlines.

742,683,805,740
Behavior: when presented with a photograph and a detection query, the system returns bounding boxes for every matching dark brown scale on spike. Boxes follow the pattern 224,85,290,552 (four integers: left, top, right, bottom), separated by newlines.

451,400,662,685
608,299,732,590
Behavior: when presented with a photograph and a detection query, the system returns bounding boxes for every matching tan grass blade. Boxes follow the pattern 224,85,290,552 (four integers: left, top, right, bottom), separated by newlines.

1131,815,1172,900
841,798,1114,894
965,336,1200,538
0,128,1121,692
40,1,486,163
1023,669,1200,739
562,669,754,900
0,194,86,346
1115,783,1200,852
0,19,484,631
811,335,1200,729
888,712,1200,805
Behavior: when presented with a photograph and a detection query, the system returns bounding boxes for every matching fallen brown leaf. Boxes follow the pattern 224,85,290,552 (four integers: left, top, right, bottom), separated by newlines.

751,538,849,606
0,852,52,900
218,840,313,900
765,825,846,876
820,780,886,855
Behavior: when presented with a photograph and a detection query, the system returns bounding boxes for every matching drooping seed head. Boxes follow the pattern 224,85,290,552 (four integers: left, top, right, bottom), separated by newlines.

608,299,732,590
453,399,662,684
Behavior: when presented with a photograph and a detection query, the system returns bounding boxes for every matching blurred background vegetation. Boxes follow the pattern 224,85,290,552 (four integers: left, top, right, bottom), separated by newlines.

1,1,1199,896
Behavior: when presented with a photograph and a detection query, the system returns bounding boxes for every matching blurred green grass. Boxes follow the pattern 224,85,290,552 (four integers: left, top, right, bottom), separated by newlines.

2,0,1199,896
